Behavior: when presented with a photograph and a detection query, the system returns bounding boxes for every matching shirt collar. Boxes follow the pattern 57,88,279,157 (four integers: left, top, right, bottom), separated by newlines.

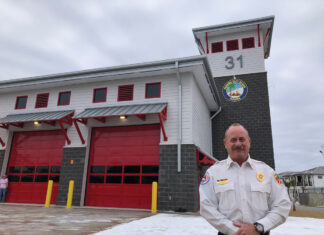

226,155,254,169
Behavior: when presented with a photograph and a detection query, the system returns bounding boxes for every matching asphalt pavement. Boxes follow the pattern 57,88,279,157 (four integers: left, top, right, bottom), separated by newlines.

0,203,151,235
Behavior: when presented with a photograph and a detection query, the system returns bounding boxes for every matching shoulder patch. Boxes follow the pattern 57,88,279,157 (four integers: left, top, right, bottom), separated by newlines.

201,172,210,185
274,174,283,185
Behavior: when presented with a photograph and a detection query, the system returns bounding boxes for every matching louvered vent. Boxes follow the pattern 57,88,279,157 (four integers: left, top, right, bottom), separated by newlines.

226,39,239,51
242,37,255,49
35,93,49,108
118,85,134,101
211,42,223,53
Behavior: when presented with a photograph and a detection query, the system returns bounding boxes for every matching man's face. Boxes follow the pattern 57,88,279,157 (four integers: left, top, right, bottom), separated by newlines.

224,125,251,162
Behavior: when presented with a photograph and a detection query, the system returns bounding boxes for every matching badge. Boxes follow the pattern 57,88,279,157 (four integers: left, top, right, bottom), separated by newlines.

200,172,210,185
216,179,229,185
256,172,265,182
274,174,283,185
222,79,248,102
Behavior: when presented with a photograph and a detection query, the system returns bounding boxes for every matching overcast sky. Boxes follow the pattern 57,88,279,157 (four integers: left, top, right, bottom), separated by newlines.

0,0,323,173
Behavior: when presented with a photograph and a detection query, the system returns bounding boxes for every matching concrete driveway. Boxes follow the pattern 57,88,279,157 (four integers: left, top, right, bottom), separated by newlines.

0,203,151,235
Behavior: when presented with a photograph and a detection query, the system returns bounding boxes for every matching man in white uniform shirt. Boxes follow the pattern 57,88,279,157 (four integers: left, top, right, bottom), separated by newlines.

200,123,291,235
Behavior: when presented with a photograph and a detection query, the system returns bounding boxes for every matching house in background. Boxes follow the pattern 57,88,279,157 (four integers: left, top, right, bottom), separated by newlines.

280,166,324,194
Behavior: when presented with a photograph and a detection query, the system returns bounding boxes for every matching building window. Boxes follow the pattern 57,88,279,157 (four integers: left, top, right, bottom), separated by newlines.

57,91,71,106
242,37,255,49
118,84,134,101
15,96,27,109
226,39,239,51
35,93,49,108
211,42,223,53
319,175,323,179
93,88,107,103
88,165,158,185
145,82,161,98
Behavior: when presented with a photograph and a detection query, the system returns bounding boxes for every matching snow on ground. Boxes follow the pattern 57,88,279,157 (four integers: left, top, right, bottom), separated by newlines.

95,213,324,235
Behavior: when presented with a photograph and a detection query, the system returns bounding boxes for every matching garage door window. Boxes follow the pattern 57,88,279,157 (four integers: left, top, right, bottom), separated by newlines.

106,176,122,184
107,166,122,173
142,176,158,184
51,166,61,173
88,165,158,185
124,165,140,173
91,166,105,173
8,175,20,182
7,165,61,183
35,175,49,182
90,176,105,183
9,166,21,173
23,166,35,173
36,166,49,173
124,176,139,184
21,175,34,182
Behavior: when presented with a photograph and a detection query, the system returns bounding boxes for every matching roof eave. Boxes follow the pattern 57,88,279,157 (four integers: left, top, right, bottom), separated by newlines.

192,15,275,34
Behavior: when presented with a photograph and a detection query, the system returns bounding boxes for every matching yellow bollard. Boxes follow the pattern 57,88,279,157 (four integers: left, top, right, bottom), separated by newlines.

45,180,53,208
66,180,74,209
151,181,158,213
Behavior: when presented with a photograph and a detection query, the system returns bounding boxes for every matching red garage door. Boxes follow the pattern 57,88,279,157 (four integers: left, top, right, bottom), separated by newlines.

6,131,65,204
85,124,160,209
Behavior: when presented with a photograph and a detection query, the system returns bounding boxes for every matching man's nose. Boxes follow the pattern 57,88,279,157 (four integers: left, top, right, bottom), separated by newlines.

234,140,241,145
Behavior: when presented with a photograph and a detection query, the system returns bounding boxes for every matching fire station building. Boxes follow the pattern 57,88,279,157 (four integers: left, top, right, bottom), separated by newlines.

0,16,275,212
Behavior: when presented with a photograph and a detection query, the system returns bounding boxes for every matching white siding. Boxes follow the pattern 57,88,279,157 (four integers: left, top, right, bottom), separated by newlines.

205,30,265,77
191,76,213,156
314,175,324,187
180,73,194,144
0,72,197,149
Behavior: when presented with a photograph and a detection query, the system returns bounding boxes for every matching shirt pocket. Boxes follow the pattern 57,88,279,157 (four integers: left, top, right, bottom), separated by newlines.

251,184,271,211
214,183,236,211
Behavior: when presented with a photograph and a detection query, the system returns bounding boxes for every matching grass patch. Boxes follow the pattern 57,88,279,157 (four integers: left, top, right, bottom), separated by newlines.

289,209,324,219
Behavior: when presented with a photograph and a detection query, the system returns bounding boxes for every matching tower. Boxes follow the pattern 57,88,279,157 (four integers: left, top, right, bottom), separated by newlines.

193,16,276,168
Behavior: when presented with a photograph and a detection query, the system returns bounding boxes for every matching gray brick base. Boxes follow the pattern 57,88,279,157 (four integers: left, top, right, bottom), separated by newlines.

56,147,86,206
212,72,275,169
0,150,5,174
158,144,199,212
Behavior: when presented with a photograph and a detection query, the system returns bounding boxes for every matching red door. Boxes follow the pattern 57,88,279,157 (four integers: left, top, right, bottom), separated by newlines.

6,131,65,204
85,124,160,209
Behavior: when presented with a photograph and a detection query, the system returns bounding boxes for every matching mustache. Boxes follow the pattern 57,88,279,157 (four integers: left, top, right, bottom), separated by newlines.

232,146,244,150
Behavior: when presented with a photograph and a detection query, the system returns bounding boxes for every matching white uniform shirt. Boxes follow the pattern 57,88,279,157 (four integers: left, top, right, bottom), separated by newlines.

200,156,291,235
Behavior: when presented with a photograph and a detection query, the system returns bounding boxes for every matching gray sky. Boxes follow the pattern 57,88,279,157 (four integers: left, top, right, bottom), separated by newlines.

1,0,323,173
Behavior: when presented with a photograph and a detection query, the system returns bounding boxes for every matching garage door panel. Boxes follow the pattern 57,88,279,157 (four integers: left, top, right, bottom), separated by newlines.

6,131,65,204
85,124,160,209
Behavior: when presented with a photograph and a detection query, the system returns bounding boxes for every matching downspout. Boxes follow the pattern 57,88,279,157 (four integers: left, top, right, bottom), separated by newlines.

210,106,222,120
175,61,182,172
209,106,222,156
